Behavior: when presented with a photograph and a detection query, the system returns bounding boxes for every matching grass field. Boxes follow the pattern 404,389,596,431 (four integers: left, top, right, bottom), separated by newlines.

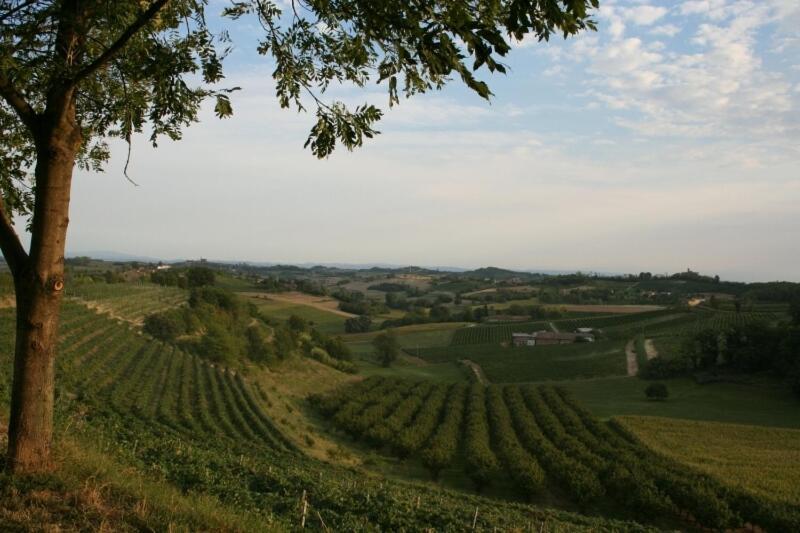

619,415,800,505
356,356,468,381
345,322,466,349
246,294,348,334
562,376,800,429
418,340,628,383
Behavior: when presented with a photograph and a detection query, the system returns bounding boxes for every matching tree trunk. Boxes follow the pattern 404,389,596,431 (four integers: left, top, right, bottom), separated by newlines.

6,104,79,474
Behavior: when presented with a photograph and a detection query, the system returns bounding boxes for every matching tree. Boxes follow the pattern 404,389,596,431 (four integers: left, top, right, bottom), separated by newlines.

0,0,598,473
186,266,216,288
344,315,371,333
790,297,800,326
644,383,669,401
373,330,400,367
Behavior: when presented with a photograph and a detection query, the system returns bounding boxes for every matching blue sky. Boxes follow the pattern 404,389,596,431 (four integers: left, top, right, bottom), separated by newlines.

60,0,800,281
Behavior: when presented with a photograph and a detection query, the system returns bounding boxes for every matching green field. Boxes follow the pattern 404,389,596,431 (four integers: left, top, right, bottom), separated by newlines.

418,340,628,383
345,321,466,350
0,300,653,531
68,281,187,322
311,378,800,530
620,416,800,505
249,295,348,334
562,376,800,429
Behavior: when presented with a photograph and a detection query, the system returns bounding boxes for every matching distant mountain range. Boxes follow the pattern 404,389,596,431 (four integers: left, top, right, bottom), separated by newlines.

65,250,619,278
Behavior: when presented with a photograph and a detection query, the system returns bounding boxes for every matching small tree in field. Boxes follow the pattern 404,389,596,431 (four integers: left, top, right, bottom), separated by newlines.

0,0,598,473
645,383,669,401
373,330,400,367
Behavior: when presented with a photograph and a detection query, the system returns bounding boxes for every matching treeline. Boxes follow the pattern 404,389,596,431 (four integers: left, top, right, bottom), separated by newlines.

642,319,800,395
143,287,354,372
256,276,327,295
150,266,216,289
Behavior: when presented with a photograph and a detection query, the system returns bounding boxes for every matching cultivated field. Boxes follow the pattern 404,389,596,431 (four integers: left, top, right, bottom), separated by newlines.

243,292,350,334
418,340,628,382
620,416,800,506
312,377,800,530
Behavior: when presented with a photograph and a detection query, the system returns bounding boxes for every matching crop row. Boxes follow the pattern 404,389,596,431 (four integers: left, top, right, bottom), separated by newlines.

312,377,800,530
1,307,651,531
450,321,551,345
67,282,187,321
53,301,291,451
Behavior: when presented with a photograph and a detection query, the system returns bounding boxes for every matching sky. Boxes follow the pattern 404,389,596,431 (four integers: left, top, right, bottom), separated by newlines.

51,0,800,281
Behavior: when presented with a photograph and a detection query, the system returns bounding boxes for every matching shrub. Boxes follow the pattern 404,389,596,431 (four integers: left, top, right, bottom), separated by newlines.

644,383,669,401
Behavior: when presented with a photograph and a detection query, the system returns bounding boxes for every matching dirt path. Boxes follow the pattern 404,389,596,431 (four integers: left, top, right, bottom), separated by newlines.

549,321,560,333
78,298,143,326
644,339,658,360
460,359,488,384
625,340,638,376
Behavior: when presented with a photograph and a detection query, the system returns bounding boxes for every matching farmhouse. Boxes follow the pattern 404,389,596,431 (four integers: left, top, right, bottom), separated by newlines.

512,330,595,347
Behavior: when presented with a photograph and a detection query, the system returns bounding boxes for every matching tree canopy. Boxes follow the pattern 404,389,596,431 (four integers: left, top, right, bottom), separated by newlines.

0,0,598,474
1,0,598,221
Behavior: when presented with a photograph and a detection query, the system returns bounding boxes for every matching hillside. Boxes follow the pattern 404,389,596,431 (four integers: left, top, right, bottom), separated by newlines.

0,271,798,531
0,287,653,531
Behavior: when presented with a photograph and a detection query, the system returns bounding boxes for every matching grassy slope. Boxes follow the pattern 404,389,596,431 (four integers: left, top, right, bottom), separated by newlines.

562,375,800,428
0,306,648,531
619,415,800,505
249,296,347,334
0,427,277,532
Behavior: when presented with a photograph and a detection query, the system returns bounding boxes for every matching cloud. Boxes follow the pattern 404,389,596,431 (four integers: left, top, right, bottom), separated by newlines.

566,0,799,145
624,5,668,25
679,0,729,20
651,23,680,37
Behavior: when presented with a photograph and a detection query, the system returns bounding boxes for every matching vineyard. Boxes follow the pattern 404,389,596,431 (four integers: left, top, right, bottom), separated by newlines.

67,281,187,323
312,377,800,531
0,304,655,531
418,340,628,382
449,308,784,347
450,320,552,345
0,302,290,451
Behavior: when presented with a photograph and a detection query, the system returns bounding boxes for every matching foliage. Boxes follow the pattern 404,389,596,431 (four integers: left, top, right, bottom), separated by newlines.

344,314,372,333
186,266,216,288
311,376,800,530
0,310,662,531
372,329,400,367
644,383,669,401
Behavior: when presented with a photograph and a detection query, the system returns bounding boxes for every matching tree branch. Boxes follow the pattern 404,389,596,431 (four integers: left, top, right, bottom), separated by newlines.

0,195,29,276
0,0,39,24
70,0,170,85
0,73,37,132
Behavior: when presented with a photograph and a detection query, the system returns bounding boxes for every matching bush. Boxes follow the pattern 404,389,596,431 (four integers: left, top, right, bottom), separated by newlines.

143,312,184,341
644,383,669,401
640,356,692,379
344,315,371,333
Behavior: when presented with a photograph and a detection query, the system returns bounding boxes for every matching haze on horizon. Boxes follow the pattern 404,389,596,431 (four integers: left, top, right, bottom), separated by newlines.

18,0,799,282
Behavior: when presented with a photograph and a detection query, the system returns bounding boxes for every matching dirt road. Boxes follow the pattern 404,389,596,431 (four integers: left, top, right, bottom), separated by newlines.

625,340,638,376
460,359,489,384
644,339,658,360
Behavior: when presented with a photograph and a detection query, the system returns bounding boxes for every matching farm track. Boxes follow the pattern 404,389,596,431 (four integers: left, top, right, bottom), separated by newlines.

459,359,488,384
625,339,638,376
644,339,658,360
